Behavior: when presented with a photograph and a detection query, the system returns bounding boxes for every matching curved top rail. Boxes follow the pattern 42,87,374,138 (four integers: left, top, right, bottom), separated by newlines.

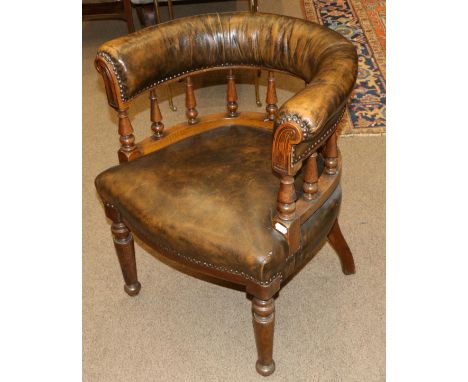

95,12,358,174
96,12,356,99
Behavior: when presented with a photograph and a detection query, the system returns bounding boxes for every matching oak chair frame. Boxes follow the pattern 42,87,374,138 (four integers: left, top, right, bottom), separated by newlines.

94,13,356,376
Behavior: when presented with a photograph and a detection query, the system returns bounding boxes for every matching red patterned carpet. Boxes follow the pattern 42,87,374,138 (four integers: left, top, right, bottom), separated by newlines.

302,0,386,135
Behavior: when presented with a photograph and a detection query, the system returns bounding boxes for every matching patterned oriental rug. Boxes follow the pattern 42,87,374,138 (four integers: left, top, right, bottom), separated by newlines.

302,0,386,135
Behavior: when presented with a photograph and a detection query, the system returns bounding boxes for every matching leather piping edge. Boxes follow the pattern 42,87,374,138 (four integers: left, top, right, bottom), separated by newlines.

103,202,284,287
290,106,346,164
96,51,305,104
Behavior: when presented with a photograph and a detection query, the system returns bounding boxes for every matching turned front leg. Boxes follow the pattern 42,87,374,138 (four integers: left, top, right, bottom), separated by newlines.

105,204,141,296
252,297,275,376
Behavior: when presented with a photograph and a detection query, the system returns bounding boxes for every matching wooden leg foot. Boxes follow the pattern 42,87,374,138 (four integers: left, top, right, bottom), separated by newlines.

252,297,276,376
327,219,356,275
124,282,141,296
256,360,275,377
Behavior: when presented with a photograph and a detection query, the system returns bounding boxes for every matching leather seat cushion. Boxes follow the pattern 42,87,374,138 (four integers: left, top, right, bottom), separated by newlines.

95,125,339,284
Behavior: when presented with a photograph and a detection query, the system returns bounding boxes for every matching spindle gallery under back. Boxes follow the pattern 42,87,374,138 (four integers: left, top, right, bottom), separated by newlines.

94,12,358,377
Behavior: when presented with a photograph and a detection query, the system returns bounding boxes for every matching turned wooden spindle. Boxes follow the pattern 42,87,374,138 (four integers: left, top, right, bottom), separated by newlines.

226,69,239,117
118,109,136,151
117,109,138,162
185,76,199,125
152,0,161,23
252,297,275,376
324,132,338,175
265,71,278,121
303,152,319,200
254,71,262,107
277,175,297,221
149,89,164,139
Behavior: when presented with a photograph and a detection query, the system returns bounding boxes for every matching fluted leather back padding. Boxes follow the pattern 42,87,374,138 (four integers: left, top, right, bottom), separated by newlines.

97,12,355,102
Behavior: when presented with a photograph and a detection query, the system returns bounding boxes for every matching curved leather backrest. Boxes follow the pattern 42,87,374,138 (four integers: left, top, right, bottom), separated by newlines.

96,12,358,174
97,12,356,103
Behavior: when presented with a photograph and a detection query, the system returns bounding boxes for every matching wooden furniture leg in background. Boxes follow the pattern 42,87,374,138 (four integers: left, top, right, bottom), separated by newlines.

153,0,177,111
249,0,262,107
82,0,135,33
167,0,175,19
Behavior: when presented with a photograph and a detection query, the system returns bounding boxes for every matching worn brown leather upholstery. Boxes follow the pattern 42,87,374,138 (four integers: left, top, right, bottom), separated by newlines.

97,12,357,145
96,125,340,284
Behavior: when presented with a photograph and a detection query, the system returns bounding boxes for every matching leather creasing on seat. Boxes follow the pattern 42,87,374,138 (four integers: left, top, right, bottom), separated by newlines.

95,125,340,283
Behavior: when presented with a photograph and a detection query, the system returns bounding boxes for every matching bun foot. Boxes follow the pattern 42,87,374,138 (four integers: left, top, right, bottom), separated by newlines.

124,282,141,296
256,360,275,376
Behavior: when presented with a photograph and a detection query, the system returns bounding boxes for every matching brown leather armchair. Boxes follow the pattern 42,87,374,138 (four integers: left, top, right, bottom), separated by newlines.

94,12,358,376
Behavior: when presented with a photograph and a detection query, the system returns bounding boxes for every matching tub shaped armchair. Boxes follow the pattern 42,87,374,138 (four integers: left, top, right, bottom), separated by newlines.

94,12,358,376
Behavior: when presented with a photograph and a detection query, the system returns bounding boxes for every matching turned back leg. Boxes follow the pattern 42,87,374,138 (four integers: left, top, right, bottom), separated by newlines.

327,219,356,275
104,203,141,296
